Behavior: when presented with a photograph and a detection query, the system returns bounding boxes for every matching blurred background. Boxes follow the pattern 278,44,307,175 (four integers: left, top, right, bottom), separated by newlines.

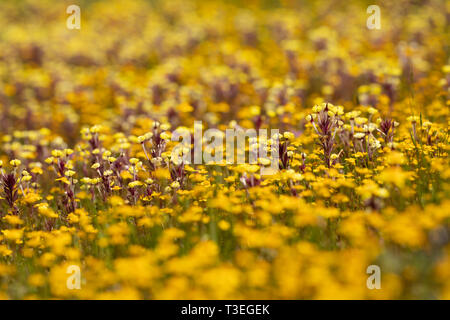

0,0,447,146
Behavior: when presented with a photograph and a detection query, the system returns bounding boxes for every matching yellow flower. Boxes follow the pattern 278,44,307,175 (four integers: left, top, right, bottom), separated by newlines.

28,274,46,287
218,220,230,231
129,158,140,165
65,170,76,177
91,163,100,169
10,159,21,167
128,181,143,188
3,215,24,225
0,245,12,257
36,203,59,218
2,229,24,243
51,150,63,158
170,181,180,189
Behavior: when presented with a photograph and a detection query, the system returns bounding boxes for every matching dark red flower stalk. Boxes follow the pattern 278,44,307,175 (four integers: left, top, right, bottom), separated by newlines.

299,153,306,173
278,140,291,170
240,173,260,188
378,118,396,145
170,162,186,187
1,173,19,214
310,103,340,168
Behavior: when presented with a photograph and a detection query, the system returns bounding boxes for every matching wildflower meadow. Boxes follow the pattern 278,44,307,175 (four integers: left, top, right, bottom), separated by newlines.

0,0,449,300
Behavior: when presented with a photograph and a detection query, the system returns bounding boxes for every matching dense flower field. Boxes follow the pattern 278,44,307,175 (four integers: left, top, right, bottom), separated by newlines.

0,0,449,299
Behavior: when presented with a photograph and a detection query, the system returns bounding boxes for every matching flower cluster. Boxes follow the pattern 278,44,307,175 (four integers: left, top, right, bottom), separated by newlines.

0,0,449,299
